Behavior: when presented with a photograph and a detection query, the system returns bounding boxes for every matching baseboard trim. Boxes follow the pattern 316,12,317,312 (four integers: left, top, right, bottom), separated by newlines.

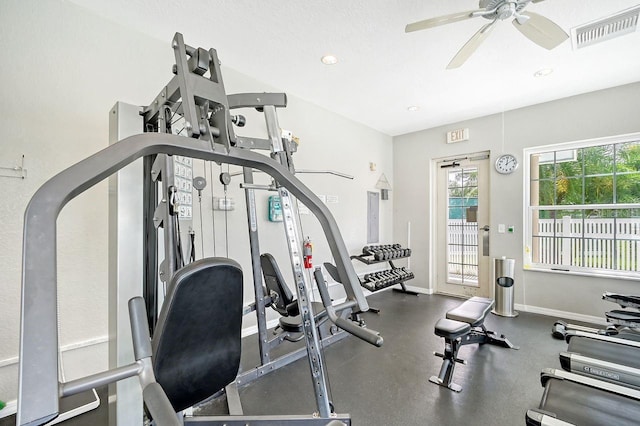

0,399,17,419
514,304,608,326
0,335,109,369
402,285,433,295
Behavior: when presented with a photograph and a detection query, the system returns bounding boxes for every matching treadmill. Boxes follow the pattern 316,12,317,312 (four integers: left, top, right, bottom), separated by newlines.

552,292,640,340
560,330,640,388
527,368,640,426
603,292,640,339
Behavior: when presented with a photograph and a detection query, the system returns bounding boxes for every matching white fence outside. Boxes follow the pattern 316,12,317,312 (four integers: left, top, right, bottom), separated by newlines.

534,217,640,271
447,221,479,282
447,217,640,278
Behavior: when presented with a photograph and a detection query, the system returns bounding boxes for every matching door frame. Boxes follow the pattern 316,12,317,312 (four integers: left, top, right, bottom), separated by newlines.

429,151,491,298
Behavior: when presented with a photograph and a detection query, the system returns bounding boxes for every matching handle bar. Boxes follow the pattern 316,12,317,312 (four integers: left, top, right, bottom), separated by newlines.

314,268,383,347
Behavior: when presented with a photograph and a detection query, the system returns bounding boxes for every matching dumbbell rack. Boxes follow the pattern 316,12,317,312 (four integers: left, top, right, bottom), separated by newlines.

351,244,419,296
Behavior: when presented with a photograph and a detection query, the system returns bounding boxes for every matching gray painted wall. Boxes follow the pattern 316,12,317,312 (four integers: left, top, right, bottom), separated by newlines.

0,0,392,403
393,82,640,318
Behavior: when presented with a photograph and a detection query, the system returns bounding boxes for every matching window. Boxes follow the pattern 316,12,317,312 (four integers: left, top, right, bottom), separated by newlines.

447,167,479,284
525,134,640,277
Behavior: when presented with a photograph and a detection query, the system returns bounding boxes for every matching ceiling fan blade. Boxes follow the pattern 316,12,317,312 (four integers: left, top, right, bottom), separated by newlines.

531,0,547,3
405,10,479,33
447,21,496,69
512,11,569,50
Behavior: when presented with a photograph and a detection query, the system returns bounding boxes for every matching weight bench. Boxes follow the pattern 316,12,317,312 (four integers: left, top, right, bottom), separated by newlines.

429,296,518,392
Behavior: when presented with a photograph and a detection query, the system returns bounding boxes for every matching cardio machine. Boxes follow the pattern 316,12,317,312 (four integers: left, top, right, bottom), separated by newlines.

552,292,640,340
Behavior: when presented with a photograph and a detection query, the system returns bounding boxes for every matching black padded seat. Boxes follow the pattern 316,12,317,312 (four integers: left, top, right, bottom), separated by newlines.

261,253,299,317
152,257,243,412
446,296,494,327
279,301,326,332
261,253,328,333
434,318,471,339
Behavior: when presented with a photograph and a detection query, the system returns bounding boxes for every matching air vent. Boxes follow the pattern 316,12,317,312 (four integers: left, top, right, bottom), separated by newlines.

571,5,640,49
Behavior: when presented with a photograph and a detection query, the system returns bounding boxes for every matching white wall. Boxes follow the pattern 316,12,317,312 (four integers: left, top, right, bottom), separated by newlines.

0,0,392,404
394,82,640,318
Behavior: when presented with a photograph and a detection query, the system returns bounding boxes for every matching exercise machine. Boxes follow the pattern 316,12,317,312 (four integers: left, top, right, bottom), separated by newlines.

108,34,373,421
429,297,518,392
559,330,640,389
552,292,640,340
259,253,352,342
17,33,382,426
527,368,640,426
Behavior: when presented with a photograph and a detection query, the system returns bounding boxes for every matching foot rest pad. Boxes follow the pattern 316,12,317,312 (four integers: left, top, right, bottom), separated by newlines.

435,318,471,339
446,297,494,327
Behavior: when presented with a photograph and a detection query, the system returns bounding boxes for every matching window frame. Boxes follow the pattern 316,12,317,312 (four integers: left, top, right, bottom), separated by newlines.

523,132,640,280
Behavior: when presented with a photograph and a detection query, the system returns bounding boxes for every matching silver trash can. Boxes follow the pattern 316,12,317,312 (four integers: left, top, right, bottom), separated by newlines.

492,257,518,317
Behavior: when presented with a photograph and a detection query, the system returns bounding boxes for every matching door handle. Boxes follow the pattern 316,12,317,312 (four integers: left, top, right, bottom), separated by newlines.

481,225,490,256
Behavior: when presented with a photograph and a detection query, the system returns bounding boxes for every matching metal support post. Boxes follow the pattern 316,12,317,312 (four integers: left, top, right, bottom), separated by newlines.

263,105,332,417
243,167,270,365
107,102,145,426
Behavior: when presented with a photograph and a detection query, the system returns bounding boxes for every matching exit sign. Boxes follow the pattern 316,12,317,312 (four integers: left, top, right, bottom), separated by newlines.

446,128,469,144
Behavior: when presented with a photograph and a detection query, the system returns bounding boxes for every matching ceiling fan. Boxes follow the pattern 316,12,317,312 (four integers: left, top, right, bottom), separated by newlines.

405,0,569,69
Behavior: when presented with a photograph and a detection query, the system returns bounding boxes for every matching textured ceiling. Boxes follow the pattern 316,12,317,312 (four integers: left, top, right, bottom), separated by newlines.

70,0,640,136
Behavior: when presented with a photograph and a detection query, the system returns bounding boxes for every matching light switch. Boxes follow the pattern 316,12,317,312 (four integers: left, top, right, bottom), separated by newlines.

498,224,506,234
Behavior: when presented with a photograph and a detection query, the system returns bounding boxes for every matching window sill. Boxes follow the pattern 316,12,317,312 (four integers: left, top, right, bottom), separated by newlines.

523,265,640,282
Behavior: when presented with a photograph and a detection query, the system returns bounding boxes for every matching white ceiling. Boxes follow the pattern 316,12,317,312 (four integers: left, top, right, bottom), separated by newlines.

70,0,640,136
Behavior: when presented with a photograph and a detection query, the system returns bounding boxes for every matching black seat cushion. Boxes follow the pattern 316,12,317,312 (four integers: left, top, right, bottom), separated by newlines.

446,296,494,327
152,258,243,412
261,253,297,316
435,318,471,339
279,301,326,332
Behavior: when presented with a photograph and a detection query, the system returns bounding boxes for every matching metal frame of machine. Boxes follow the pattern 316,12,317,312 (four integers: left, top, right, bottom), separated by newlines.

17,33,382,426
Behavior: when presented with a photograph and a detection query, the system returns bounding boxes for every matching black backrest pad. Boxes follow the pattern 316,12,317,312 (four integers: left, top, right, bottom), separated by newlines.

260,253,295,316
152,257,243,412
323,262,341,283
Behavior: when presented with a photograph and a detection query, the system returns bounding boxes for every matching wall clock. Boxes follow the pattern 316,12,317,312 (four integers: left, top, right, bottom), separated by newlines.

495,154,518,174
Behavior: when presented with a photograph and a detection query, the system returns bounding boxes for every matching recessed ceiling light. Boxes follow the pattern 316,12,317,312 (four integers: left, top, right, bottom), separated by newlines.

321,55,338,65
407,105,420,112
534,68,554,78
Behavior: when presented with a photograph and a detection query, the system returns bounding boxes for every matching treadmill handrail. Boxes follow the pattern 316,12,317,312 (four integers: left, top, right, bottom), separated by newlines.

18,132,371,426
525,409,576,426
603,292,640,309
566,330,640,348
561,351,640,388
540,368,640,399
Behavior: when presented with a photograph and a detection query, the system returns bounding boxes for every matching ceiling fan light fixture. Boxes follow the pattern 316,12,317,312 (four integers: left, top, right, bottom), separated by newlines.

534,68,553,77
407,105,420,112
320,55,338,65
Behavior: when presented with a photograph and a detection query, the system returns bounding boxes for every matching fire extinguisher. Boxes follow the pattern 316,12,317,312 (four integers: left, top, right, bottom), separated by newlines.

303,237,313,269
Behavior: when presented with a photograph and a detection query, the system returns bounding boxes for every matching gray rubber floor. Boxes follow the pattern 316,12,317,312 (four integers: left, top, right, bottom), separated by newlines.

4,290,571,425
196,290,568,425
